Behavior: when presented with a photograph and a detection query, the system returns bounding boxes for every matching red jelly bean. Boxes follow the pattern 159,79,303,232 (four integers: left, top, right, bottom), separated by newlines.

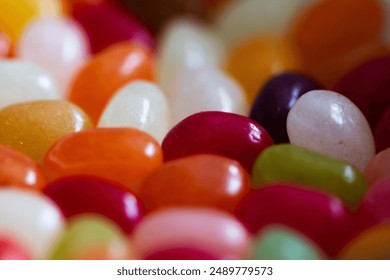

139,154,250,212
162,111,273,173
375,106,390,152
0,238,30,260
43,175,145,234
235,184,354,257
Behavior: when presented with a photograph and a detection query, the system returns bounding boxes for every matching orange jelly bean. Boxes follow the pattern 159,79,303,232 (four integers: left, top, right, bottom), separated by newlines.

68,42,155,124
338,224,390,260
0,144,45,190
139,154,250,212
44,128,163,193
364,147,390,186
288,0,386,87
225,36,298,103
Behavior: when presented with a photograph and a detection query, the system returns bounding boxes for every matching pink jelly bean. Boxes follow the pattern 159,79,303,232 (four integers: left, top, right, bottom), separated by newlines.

162,111,274,173
132,208,251,260
145,247,219,260
43,175,145,234
375,106,390,152
71,0,154,53
235,184,354,257
0,238,30,260
0,32,10,57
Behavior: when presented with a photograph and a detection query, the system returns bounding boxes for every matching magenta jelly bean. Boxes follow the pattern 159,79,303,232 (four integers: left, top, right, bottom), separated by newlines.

145,247,219,260
43,175,145,234
162,111,274,173
375,106,390,152
235,184,354,257
0,237,30,260
71,0,154,53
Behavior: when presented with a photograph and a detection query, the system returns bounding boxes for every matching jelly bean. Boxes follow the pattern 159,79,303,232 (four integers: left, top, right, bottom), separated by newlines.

287,90,375,171
251,226,323,260
252,144,368,211
288,0,385,87
43,175,145,234
338,224,390,260
139,154,250,212
68,42,154,124
333,56,390,132
250,72,321,143
133,208,250,259
162,111,274,173
364,147,390,186
157,18,224,92
215,0,314,49
17,17,90,95
0,100,92,163
0,144,46,190
0,189,64,259
0,238,30,260
225,36,298,103
51,214,131,260
98,81,170,143
145,247,218,260
375,106,390,152
0,60,60,109
235,184,354,256
0,32,10,57
44,128,163,193
71,0,154,54
168,68,247,125
0,0,64,44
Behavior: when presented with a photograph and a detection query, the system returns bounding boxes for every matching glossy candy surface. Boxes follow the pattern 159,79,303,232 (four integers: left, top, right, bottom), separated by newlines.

139,154,250,212
0,238,30,260
250,72,321,143
235,184,354,256
162,111,274,173
287,90,375,171
252,144,368,211
133,208,250,259
0,32,10,57
0,144,46,190
364,147,390,186
145,247,218,260
68,42,155,123
0,100,92,162
44,128,163,193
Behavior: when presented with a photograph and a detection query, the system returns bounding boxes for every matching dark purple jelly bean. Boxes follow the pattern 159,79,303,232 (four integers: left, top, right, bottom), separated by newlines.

249,72,321,143
375,106,390,152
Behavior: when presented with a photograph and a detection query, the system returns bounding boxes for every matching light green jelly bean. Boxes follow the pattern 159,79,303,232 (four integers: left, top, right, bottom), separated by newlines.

251,226,323,260
50,214,129,260
252,144,368,211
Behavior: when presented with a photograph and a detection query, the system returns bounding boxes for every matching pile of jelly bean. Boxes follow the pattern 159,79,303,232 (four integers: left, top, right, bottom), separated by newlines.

0,0,389,260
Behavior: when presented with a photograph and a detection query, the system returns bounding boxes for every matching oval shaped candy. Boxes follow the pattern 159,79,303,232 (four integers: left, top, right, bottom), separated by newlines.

0,32,10,57
43,176,145,234
287,90,375,171
139,154,250,212
0,189,64,259
98,81,170,143
252,144,368,211
162,111,274,173
364,147,390,186
0,60,60,110
235,184,354,256
68,42,154,123
0,100,92,162
133,208,250,259
0,237,30,260
44,128,163,193
145,247,219,260
0,144,46,190
250,72,321,143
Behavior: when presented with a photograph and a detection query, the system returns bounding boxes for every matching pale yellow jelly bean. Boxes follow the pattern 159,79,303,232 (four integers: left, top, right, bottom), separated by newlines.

157,18,225,92
0,100,92,163
0,60,60,109
98,81,170,143
0,188,65,259
287,90,375,171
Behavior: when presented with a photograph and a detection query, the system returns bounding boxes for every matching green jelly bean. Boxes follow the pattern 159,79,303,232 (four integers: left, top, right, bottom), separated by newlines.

251,226,323,260
252,144,368,211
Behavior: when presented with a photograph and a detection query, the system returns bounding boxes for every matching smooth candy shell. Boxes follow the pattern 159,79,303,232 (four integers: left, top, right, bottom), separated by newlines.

0,100,92,163
0,189,64,259
287,90,375,171
0,238,30,260
252,144,368,211
139,154,250,212
364,148,390,186
162,111,274,173
98,81,170,143
250,72,321,143
133,208,251,259
0,32,10,57
44,128,163,193
145,247,218,260
0,61,60,109
375,106,390,152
